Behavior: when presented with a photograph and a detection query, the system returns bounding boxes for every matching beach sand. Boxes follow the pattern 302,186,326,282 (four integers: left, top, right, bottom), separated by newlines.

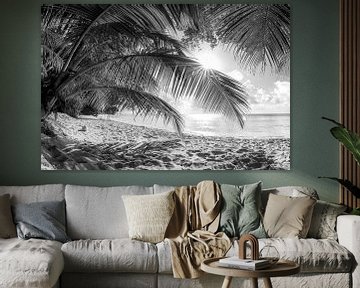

41,113,290,170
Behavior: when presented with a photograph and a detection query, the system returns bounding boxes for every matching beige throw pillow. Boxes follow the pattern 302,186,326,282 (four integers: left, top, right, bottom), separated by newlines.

122,191,175,243
0,194,17,238
263,193,316,238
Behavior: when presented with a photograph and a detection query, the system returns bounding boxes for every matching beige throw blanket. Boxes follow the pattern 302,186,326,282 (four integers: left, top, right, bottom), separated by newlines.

165,181,231,278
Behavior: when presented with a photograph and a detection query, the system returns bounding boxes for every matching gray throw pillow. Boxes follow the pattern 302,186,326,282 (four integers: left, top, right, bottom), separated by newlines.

307,200,347,240
218,182,266,238
12,200,70,243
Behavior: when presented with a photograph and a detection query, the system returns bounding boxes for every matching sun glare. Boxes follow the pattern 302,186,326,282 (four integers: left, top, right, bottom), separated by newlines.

193,50,223,71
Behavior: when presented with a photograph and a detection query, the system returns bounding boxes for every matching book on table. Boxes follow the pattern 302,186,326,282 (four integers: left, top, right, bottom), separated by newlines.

218,257,271,270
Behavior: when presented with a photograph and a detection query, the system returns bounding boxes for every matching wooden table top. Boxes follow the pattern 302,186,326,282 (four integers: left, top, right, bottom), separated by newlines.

201,257,300,278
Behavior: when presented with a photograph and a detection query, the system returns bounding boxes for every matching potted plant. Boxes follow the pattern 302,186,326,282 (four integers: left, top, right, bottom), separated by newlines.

321,117,360,215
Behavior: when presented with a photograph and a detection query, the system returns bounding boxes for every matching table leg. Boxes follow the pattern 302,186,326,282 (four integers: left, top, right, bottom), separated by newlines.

221,276,233,288
263,277,273,288
251,278,258,288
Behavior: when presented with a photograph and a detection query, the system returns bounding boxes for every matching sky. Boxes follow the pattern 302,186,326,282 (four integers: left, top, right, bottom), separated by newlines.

189,42,290,115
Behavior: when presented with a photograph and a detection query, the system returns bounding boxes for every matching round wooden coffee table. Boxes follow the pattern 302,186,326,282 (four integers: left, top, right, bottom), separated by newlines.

201,257,300,288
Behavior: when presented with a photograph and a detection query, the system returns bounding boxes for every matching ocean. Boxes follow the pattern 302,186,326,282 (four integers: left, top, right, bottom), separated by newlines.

108,112,290,139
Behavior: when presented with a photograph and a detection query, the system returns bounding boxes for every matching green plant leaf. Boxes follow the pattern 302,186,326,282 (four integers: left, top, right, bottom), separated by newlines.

330,126,360,165
351,208,360,215
319,177,360,198
322,117,360,165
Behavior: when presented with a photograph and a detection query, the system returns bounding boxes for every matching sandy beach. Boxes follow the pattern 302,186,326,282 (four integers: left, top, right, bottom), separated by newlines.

41,113,290,170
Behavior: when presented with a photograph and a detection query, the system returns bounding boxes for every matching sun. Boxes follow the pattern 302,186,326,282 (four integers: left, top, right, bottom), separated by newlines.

193,50,224,71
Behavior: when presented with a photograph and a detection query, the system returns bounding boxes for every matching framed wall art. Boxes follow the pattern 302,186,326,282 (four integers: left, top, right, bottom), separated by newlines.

41,4,290,170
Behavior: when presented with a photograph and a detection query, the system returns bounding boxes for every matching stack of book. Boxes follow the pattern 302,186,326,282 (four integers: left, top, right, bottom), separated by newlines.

218,257,271,270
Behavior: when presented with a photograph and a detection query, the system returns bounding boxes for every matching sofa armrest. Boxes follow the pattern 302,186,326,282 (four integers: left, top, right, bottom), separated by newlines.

337,215,360,288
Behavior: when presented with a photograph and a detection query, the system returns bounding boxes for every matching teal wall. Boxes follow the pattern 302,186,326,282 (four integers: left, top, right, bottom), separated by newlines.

0,0,340,203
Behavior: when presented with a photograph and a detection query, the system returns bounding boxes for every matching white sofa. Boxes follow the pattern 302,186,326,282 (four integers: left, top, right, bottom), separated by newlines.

0,184,359,288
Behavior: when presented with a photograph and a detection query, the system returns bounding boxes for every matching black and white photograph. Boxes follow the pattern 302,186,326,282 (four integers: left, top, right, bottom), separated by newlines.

41,4,291,170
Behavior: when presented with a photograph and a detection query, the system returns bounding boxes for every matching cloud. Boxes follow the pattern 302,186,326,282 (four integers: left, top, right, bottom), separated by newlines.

272,81,290,106
243,80,290,113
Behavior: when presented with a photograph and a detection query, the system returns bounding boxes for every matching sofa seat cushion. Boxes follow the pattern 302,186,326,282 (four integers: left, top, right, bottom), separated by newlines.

157,238,354,274
260,238,353,272
231,238,353,273
0,238,64,288
62,239,158,273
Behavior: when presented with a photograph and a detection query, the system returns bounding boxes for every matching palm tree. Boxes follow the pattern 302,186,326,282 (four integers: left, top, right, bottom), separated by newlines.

41,4,250,135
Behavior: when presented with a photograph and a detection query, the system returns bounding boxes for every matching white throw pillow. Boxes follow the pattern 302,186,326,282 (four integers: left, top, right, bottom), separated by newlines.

122,191,175,243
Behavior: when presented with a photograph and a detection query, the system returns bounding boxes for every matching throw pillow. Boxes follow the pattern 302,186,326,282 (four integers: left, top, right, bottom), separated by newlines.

218,182,266,238
0,194,17,238
263,193,316,238
12,200,70,243
122,190,175,243
307,200,347,240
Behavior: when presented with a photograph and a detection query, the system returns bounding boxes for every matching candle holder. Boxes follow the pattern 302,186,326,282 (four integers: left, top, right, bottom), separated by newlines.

238,234,259,260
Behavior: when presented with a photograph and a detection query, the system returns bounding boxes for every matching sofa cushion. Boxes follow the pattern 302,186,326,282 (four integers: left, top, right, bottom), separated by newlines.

263,194,316,238
156,240,173,274
307,200,347,240
12,200,70,243
233,238,353,273
218,182,266,238
0,194,16,238
122,191,175,243
0,184,65,204
261,186,319,213
65,185,153,239
158,237,353,274
61,239,158,273
261,238,353,273
0,238,64,288
153,184,176,194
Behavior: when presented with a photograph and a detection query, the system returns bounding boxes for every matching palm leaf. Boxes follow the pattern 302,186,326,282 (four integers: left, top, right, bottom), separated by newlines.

42,4,198,71
57,52,249,128
63,86,184,135
147,53,250,127
319,177,360,199
70,28,186,71
322,117,360,165
41,45,64,77
210,4,290,74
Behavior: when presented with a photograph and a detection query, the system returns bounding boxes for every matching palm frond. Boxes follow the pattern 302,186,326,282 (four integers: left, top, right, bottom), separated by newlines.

41,45,64,77
161,57,250,127
210,4,290,74
57,52,249,127
42,4,198,73
162,4,200,29
62,86,184,135
70,28,186,71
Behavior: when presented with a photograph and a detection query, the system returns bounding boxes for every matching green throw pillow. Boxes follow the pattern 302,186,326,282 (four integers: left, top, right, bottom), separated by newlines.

218,182,266,238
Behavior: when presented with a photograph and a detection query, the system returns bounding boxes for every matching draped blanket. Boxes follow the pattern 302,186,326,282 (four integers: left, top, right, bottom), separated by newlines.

165,181,231,278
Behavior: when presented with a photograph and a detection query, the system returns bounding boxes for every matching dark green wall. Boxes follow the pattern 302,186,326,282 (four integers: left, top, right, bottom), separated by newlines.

0,0,340,202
